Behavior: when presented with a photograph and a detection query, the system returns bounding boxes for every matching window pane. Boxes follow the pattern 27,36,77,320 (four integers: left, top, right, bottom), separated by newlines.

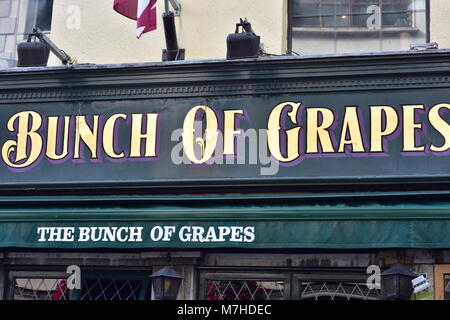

300,281,380,300
353,0,379,3
352,5,371,27
13,278,70,300
207,280,285,300
382,4,410,27
35,0,54,31
80,279,143,301
293,4,320,27
323,5,350,27
25,0,54,33
323,0,349,3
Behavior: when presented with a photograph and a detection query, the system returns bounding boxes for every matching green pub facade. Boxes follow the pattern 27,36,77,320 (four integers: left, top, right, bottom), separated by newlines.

1,50,450,300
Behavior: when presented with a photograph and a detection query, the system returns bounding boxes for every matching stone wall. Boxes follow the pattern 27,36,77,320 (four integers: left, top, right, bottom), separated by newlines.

0,0,18,68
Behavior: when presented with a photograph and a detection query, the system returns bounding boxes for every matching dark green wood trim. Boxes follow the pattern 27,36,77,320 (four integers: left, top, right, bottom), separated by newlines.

0,189,447,204
1,175,450,194
2,51,450,104
1,201,450,222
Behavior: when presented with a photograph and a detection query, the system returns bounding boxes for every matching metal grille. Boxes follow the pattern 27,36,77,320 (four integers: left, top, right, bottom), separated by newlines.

13,278,70,300
207,280,285,300
79,279,142,300
300,281,381,300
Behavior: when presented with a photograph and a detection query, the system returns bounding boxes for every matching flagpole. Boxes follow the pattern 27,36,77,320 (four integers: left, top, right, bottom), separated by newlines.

164,0,169,14
162,0,184,61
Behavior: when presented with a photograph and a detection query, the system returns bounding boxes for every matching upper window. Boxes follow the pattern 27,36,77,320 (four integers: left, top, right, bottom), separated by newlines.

0,0,54,69
294,0,413,28
25,0,54,32
290,0,428,55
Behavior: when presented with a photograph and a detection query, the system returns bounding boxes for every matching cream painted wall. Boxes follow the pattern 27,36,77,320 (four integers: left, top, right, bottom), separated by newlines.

48,0,287,66
430,0,450,49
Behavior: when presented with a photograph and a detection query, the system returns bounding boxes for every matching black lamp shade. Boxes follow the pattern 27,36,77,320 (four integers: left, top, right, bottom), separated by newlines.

150,267,183,300
227,32,260,60
17,41,50,67
381,265,417,300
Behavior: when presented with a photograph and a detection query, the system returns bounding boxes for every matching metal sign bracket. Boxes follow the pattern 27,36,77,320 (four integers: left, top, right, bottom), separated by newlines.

166,0,182,16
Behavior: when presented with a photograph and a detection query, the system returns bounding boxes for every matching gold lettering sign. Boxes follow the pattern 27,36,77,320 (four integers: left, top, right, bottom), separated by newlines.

2,111,43,168
267,102,301,162
103,114,127,159
223,110,244,156
429,103,450,152
182,105,219,164
306,108,335,154
338,107,364,153
0,101,449,171
370,106,398,153
130,113,159,158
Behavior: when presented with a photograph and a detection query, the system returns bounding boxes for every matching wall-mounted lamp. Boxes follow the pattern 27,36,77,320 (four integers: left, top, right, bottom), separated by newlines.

380,265,417,300
149,266,184,300
226,18,260,60
17,27,75,67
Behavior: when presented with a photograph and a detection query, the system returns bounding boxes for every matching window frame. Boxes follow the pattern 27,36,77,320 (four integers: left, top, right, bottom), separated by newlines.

6,269,152,301
287,0,431,53
73,269,152,301
6,270,70,300
291,271,380,300
198,267,377,300
24,0,54,33
198,271,292,300
292,0,414,29
434,265,450,300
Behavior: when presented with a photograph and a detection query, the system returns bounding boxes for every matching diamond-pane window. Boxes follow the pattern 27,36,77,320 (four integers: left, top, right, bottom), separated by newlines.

300,281,381,300
207,280,285,300
13,278,70,300
79,279,142,301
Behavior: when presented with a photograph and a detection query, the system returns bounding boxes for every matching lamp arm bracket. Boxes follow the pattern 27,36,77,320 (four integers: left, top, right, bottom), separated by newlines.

33,27,74,65
166,0,181,16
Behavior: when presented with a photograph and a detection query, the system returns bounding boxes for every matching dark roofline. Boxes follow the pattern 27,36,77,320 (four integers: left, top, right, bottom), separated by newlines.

2,49,450,74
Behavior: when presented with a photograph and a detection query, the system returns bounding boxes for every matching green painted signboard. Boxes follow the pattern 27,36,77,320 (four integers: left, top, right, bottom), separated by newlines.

0,198,449,249
1,52,450,249
2,218,450,249
0,51,450,191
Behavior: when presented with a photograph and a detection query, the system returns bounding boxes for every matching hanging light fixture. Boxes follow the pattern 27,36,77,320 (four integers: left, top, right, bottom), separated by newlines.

149,266,184,300
17,27,74,67
226,18,260,60
380,264,417,300
17,38,50,67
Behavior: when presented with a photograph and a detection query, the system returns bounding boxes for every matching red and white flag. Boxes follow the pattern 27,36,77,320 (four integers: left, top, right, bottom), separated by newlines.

113,0,157,39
